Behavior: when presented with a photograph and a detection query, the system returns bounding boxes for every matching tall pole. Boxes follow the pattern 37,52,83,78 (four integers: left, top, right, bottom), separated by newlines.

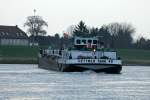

32,9,36,46
33,9,37,36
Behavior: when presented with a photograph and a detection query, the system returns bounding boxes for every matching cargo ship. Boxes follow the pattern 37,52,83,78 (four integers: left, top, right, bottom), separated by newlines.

38,37,122,73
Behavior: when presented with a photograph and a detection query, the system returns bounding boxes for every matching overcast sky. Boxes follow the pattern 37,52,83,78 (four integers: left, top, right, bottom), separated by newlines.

0,0,150,39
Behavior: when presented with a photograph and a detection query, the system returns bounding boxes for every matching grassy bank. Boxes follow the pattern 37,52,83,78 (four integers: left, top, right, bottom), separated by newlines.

0,46,150,65
0,57,37,64
117,49,150,65
0,46,39,64
0,46,39,57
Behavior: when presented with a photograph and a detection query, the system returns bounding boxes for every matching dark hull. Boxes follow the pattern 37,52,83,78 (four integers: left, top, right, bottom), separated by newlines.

38,57,122,73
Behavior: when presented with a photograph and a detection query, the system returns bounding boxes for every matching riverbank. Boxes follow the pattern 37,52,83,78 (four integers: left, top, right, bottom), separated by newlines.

0,46,38,64
0,46,150,65
0,57,37,64
117,49,150,66
123,59,150,66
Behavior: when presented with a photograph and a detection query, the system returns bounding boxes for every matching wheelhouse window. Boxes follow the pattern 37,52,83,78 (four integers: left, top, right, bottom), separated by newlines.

82,40,86,44
76,39,81,44
88,40,92,43
93,40,97,44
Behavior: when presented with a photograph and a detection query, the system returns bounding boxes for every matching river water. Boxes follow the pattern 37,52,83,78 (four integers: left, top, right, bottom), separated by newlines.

0,64,150,100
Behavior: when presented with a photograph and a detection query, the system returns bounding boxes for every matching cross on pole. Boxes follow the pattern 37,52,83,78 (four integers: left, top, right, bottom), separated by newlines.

34,9,36,16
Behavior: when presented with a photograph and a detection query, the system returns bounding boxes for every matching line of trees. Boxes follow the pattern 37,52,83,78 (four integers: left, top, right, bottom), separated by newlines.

24,15,150,49
135,37,150,49
72,21,135,49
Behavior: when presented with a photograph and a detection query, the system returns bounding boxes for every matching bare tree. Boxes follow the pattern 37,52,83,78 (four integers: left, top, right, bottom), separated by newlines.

24,15,48,36
106,22,135,48
107,22,135,36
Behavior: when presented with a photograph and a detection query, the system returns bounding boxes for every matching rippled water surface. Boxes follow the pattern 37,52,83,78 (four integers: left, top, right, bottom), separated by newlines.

0,64,150,100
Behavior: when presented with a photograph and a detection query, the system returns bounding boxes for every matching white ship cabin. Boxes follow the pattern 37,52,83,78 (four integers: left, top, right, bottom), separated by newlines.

46,37,118,61
74,37,99,50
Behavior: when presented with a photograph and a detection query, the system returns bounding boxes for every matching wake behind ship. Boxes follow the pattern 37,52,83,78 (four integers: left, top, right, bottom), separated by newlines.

38,36,122,73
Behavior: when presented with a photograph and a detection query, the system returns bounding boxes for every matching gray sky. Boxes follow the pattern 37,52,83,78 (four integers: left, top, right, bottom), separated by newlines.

0,0,150,39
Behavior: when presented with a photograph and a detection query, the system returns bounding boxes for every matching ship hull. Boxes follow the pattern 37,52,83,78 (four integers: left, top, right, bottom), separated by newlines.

63,64,122,73
38,57,122,73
